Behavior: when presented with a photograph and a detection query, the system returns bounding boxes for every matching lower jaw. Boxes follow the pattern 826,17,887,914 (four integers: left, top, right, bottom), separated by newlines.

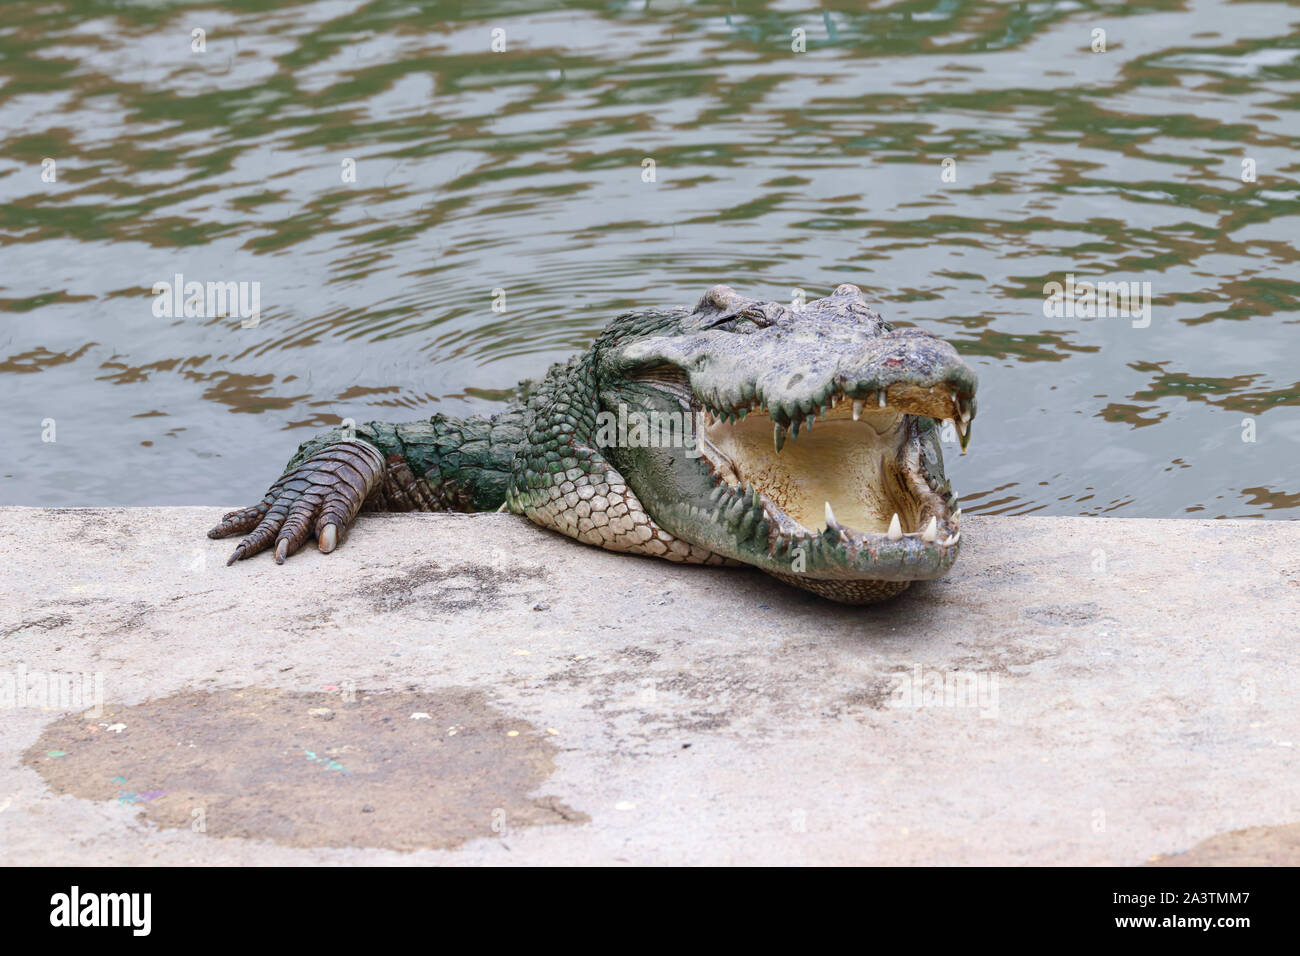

646,408,961,599
748,536,960,582
695,455,961,588
765,571,912,605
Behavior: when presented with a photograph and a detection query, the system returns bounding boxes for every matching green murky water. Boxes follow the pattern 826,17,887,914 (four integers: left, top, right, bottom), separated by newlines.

2,0,1297,517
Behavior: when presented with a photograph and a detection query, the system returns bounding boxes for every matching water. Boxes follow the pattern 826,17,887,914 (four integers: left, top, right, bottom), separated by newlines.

2,0,1297,519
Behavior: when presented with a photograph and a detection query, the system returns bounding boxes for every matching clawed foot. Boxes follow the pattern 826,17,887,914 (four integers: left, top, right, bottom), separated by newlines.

208,440,385,565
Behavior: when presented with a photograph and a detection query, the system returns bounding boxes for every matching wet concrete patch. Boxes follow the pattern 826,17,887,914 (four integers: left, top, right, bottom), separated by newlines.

1147,822,1300,866
23,686,586,851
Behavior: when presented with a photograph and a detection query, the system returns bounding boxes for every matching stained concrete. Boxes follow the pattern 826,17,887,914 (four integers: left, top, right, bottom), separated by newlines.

1,507,1297,865
24,687,584,851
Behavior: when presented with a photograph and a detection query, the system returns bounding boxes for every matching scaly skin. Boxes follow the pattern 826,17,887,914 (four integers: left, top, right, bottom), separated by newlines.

210,284,978,604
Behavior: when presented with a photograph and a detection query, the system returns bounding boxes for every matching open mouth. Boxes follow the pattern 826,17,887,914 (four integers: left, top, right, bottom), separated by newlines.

689,382,972,572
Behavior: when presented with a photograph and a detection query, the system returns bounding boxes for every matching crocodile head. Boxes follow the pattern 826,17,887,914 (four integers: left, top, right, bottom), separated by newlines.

592,284,977,604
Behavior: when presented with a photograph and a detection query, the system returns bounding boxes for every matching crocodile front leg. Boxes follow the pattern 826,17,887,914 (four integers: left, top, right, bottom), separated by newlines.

208,439,385,564
209,412,524,565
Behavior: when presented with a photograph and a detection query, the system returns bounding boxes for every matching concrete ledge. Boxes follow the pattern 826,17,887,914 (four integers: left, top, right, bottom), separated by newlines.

1,508,1298,865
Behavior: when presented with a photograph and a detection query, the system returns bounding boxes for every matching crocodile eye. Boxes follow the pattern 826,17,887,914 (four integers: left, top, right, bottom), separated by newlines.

702,306,770,332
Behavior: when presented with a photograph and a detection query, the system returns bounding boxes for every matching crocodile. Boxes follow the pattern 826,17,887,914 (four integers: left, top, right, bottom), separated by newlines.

209,284,977,604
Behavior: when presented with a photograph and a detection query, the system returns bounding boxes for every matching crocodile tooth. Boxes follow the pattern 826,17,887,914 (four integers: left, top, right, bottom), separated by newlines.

921,516,938,543
790,418,801,440
774,422,787,453
956,418,971,453
824,501,842,531
942,530,961,547
879,390,887,408
852,399,865,421
953,506,962,521
887,513,902,541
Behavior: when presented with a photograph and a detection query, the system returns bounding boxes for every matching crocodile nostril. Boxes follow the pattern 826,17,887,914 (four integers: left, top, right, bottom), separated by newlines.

786,373,804,389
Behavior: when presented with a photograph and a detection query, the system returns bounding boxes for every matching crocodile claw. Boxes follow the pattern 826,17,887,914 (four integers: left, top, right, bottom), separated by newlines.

209,440,385,564
318,524,339,553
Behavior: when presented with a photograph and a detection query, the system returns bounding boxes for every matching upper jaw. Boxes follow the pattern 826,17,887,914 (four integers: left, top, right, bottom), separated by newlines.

695,371,976,455
621,325,978,450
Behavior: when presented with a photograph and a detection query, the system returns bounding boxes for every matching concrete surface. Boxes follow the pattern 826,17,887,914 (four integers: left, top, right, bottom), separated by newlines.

1,507,1298,866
